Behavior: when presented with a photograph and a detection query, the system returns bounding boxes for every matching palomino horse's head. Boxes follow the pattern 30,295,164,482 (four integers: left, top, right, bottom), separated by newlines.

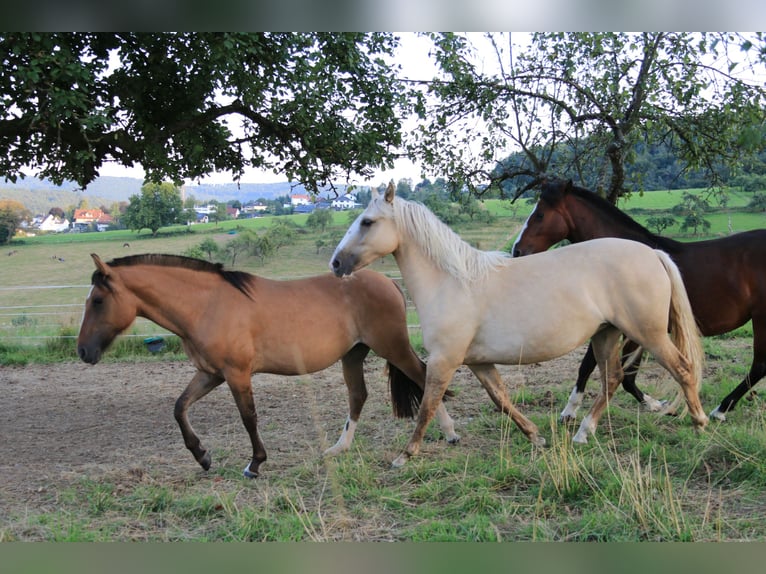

77,254,139,364
331,181,400,277
511,179,574,257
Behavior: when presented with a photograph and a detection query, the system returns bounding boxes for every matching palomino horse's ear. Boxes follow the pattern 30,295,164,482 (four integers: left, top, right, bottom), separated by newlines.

384,180,395,204
91,253,110,277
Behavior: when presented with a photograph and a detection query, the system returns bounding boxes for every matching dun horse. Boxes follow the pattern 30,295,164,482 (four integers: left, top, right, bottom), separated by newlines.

513,179,766,421
331,183,708,467
77,254,458,477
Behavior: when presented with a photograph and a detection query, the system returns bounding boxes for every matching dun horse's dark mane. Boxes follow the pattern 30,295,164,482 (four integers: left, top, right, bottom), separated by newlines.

95,254,255,298
549,181,678,251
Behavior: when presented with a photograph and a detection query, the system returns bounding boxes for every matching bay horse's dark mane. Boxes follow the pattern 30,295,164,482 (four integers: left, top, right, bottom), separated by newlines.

547,180,681,252
94,254,255,298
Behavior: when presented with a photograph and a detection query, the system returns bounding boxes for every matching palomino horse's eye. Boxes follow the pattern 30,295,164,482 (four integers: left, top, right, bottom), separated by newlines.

361,218,374,228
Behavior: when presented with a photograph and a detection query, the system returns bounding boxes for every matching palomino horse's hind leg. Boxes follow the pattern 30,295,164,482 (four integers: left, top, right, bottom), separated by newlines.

573,328,624,444
468,363,545,446
325,344,370,456
226,371,268,478
174,370,225,471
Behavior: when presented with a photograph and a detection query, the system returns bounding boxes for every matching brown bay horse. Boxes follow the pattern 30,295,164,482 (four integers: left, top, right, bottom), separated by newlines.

512,179,766,421
77,254,458,477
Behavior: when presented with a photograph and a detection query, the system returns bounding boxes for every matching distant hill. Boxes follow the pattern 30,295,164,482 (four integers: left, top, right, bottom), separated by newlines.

0,176,348,214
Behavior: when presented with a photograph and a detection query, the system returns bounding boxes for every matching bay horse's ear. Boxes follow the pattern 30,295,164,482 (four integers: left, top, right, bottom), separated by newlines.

384,180,395,204
91,253,110,277
564,179,574,193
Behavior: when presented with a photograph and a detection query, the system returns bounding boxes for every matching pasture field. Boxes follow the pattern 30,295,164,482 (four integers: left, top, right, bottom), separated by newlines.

1,188,765,542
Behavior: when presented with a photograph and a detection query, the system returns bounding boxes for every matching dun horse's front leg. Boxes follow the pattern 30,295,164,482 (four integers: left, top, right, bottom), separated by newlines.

227,371,268,478
174,371,225,471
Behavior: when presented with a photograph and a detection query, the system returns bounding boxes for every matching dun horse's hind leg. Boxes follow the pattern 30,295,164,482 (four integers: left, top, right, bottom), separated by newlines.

325,344,370,456
573,327,624,444
174,370,225,472
468,363,544,446
710,315,766,421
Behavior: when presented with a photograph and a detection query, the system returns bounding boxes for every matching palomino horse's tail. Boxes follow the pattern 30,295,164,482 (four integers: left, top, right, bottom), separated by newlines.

387,360,455,419
655,249,704,416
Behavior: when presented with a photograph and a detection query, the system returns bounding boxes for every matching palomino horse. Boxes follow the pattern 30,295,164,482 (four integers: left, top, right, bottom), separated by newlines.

512,179,766,421
77,254,458,477
331,183,708,467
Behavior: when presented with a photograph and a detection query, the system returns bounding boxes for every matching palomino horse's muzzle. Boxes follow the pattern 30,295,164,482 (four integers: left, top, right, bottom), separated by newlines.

330,254,355,277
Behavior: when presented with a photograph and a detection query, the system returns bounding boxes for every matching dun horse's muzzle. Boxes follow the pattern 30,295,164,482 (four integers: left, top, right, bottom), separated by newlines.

77,344,101,365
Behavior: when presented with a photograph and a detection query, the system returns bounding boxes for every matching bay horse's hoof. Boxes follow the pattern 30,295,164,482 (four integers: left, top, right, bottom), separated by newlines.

199,451,212,471
709,406,727,422
243,463,259,479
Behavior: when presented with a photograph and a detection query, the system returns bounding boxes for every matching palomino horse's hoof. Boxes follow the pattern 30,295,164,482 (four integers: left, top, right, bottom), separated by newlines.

243,464,259,479
446,434,461,445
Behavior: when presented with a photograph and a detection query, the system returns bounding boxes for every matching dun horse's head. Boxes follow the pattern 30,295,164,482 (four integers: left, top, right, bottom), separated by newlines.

330,181,400,277
77,254,138,364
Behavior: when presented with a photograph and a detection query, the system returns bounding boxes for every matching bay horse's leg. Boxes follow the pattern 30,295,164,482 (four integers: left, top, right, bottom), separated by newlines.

573,328,624,444
392,356,460,468
174,370,225,471
468,363,544,446
561,344,598,421
710,316,766,421
225,371,267,478
325,344,370,456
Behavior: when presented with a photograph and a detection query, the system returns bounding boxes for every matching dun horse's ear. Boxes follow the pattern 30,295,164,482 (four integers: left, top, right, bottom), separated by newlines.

384,181,395,204
91,253,110,277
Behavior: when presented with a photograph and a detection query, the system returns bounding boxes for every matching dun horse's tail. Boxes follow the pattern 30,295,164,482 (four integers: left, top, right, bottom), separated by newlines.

656,249,704,415
387,359,455,419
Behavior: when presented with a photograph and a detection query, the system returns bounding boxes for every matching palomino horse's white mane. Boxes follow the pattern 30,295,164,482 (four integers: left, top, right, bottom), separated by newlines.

391,196,510,284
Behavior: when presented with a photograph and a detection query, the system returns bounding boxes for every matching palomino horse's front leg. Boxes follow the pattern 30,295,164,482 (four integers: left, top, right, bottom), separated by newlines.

468,363,545,446
174,370,225,471
392,358,459,468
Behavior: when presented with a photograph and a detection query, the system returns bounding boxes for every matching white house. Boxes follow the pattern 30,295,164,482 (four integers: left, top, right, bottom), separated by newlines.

331,193,359,210
38,214,70,233
290,193,311,206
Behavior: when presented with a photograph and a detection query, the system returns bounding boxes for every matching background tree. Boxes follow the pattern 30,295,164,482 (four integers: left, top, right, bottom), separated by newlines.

198,237,220,261
0,33,407,193
412,32,766,203
306,208,333,233
122,181,183,236
0,199,27,245
646,214,678,235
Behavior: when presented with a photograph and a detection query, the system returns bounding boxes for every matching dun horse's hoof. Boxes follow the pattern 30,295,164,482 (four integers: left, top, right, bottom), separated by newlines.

391,452,410,468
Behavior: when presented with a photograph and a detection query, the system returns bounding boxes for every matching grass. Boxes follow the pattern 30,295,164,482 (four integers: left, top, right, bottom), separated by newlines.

2,188,766,541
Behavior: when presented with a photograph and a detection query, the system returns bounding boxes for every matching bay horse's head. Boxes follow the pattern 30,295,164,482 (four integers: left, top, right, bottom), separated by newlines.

511,179,574,257
77,254,139,364
331,181,400,277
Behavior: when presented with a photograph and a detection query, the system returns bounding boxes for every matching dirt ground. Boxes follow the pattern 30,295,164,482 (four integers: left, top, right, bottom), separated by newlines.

0,350,679,521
